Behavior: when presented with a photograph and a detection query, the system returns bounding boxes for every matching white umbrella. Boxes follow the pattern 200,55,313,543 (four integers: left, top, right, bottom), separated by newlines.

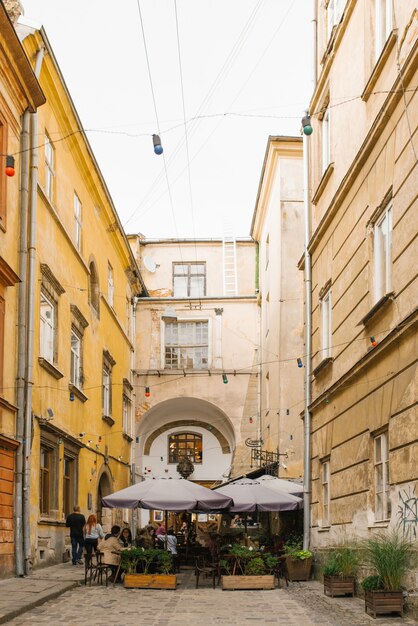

101,476,233,511
258,474,304,497
214,478,302,512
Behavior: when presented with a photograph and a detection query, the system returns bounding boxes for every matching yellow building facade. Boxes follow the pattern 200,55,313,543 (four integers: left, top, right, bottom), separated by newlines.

15,25,145,570
0,0,45,579
307,0,418,594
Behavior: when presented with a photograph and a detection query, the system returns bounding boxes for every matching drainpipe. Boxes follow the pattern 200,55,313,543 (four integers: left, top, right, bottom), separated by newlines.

312,0,318,85
302,128,312,551
22,46,45,575
130,295,139,539
15,110,31,577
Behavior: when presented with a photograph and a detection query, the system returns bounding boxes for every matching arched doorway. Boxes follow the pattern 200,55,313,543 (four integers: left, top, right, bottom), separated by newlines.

96,466,112,531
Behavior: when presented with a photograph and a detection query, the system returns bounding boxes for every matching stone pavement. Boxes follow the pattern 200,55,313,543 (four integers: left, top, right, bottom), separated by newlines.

1,564,417,626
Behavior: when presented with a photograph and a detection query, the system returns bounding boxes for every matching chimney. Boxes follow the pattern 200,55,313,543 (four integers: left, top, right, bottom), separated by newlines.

3,0,24,24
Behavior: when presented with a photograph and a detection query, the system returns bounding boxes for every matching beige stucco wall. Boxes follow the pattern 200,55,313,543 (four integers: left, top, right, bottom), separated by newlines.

309,1,418,560
130,238,259,483
251,138,305,479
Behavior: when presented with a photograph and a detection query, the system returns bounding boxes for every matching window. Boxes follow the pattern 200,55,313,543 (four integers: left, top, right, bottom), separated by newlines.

265,234,270,269
74,193,82,251
102,350,115,421
40,292,56,363
375,0,392,60
374,205,392,302
321,106,331,174
374,433,390,521
321,460,330,526
88,260,100,316
107,263,114,307
168,433,203,464
40,445,51,515
63,456,74,518
70,330,81,387
45,134,55,201
173,263,206,298
123,394,132,437
320,288,332,359
327,0,347,39
0,295,4,391
165,321,208,369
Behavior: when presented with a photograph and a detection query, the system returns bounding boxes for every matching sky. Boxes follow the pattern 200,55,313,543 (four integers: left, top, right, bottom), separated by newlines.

22,0,313,239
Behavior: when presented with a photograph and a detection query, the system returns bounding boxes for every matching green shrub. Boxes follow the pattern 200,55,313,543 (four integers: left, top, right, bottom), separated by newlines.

361,575,384,591
246,557,266,576
363,531,414,591
323,545,359,577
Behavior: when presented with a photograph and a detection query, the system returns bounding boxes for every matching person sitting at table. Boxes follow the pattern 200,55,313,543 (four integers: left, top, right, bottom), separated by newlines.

119,527,133,548
98,525,121,582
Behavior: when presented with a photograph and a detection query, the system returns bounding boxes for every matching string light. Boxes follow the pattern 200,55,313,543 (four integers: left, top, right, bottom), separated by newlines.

370,336,377,347
5,155,15,177
222,374,228,384
145,386,151,397
152,134,163,155
297,358,303,368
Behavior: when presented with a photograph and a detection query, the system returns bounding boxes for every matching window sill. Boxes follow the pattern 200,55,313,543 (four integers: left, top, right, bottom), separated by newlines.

313,357,333,378
102,414,115,427
38,518,66,526
317,526,331,532
123,432,133,442
368,521,390,529
38,358,64,380
68,383,88,403
312,162,334,205
359,292,394,326
362,30,397,102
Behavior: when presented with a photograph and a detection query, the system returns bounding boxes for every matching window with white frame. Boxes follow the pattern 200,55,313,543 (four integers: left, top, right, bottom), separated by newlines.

173,263,206,298
165,321,208,369
374,432,390,521
40,292,56,363
70,329,81,388
327,0,347,40
320,288,332,359
74,193,82,251
321,106,331,174
102,350,115,419
375,0,392,60
107,263,114,308
122,378,133,437
374,205,392,302
45,133,55,201
321,460,331,526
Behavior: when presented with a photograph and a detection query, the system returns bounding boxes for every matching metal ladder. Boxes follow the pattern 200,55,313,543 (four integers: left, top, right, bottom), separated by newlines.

222,233,238,296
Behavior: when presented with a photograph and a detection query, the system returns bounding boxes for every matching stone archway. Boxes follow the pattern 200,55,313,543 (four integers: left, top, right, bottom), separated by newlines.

96,465,113,532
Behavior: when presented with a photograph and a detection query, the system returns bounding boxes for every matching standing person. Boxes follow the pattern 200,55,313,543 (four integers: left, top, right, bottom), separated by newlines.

66,505,86,565
83,514,104,554
119,527,133,548
165,528,178,572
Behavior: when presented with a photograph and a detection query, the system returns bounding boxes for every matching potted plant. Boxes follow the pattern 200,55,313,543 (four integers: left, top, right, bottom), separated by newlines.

361,531,413,618
284,543,313,581
122,548,177,589
220,546,276,590
323,545,359,597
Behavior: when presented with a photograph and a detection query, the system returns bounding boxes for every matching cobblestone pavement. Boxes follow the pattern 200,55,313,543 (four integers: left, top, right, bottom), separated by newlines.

4,570,417,626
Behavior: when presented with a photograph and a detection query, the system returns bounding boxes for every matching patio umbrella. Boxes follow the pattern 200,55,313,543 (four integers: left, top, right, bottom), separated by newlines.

213,478,302,512
258,474,304,497
101,476,233,511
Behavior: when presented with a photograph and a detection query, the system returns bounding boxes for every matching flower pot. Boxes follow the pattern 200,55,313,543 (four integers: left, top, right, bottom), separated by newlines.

123,574,177,589
285,556,312,581
221,575,275,590
364,589,403,618
323,575,355,597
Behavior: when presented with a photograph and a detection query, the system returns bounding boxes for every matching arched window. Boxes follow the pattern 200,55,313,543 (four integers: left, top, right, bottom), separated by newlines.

168,432,203,464
89,260,100,315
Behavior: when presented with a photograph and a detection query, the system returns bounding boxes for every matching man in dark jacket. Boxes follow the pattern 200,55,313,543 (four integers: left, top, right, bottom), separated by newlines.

66,505,86,565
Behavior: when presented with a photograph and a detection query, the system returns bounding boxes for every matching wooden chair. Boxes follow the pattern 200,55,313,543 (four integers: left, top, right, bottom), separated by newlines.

84,551,112,586
195,555,219,589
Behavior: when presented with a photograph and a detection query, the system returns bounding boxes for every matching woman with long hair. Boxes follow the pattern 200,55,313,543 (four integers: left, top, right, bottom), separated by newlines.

83,514,104,554
119,527,132,548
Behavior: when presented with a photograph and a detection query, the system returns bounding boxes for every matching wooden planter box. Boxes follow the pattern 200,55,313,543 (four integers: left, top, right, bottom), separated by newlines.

324,575,355,597
286,556,312,581
365,589,403,618
124,574,177,589
221,575,275,590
